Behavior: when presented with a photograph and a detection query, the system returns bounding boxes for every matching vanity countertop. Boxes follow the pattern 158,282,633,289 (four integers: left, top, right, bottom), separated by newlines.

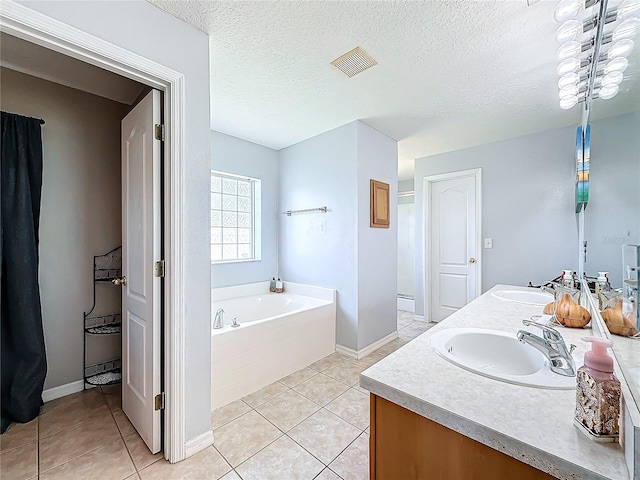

360,284,629,480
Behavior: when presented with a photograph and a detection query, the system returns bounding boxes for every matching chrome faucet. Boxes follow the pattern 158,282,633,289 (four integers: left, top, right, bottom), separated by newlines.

213,308,225,329
517,319,577,377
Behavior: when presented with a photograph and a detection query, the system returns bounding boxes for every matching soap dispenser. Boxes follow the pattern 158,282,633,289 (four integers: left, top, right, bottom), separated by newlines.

574,337,621,442
269,277,276,293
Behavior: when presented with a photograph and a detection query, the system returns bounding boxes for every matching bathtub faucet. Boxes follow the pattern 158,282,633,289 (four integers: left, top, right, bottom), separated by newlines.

213,308,225,329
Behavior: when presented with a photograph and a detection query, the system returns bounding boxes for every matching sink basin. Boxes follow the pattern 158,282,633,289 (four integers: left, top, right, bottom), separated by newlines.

492,289,553,306
429,328,576,389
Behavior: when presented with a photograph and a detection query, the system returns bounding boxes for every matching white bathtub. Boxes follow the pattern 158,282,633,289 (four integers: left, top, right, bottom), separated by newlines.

211,282,336,410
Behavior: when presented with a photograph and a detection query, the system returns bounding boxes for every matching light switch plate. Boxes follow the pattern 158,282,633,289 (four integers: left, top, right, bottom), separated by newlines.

484,238,493,249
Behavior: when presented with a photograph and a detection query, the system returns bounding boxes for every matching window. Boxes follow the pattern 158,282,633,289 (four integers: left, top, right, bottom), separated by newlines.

210,171,261,263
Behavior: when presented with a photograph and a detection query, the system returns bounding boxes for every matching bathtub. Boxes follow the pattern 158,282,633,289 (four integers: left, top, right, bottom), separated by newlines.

211,282,336,410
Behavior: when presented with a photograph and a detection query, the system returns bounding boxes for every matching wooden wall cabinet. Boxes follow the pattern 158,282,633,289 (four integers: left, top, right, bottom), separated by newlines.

369,394,555,480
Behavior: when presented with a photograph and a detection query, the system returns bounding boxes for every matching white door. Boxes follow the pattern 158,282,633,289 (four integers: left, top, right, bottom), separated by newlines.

120,90,162,453
428,172,480,322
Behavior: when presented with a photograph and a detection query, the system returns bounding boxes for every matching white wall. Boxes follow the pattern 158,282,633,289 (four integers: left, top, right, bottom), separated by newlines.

414,124,579,319
279,122,359,349
0,67,127,390
397,203,415,297
210,131,279,288
279,121,398,352
584,111,640,287
397,179,415,297
21,0,212,441
356,122,397,350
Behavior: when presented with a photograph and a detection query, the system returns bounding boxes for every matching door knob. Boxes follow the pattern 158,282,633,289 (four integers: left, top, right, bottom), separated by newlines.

469,258,476,264
112,276,127,286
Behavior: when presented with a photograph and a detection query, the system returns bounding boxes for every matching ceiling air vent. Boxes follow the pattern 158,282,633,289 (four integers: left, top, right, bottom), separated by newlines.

330,47,377,78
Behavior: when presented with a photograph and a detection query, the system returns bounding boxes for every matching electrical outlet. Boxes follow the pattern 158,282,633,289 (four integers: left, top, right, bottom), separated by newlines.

484,238,493,249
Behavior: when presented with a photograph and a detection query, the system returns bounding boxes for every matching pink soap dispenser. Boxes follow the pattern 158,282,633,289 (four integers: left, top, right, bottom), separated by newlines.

574,337,621,442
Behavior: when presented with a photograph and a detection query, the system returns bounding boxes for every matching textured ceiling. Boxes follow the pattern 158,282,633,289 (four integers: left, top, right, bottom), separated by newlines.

147,0,640,181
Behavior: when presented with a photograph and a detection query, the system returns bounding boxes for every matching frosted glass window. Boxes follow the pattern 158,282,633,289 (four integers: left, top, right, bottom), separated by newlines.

211,171,261,263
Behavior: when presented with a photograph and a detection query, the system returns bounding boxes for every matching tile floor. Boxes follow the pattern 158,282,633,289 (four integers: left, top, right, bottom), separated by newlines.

1,310,433,480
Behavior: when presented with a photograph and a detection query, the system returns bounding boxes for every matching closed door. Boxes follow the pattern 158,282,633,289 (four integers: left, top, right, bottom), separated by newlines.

120,90,162,453
429,173,479,322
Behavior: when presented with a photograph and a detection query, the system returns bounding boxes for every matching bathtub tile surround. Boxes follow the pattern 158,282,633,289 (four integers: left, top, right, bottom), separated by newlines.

211,281,336,410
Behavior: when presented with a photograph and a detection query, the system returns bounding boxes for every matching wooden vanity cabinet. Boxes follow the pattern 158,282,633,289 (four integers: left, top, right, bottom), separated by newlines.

369,394,555,480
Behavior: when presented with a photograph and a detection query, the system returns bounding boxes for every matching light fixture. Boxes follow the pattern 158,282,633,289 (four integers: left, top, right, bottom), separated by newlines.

617,0,640,21
601,70,624,85
557,40,583,60
556,20,584,42
598,84,620,98
560,84,580,98
560,96,579,109
613,18,640,40
552,0,638,109
604,56,628,73
608,39,635,57
555,0,583,22
558,57,582,75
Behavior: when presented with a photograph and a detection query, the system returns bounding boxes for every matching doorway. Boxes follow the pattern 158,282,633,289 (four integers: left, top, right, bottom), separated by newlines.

1,2,189,462
424,169,482,322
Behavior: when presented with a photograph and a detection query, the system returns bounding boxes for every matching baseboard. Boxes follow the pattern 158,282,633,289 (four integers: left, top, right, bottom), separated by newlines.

414,315,426,322
336,331,399,360
42,380,85,403
185,429,214,458
397,297,415,312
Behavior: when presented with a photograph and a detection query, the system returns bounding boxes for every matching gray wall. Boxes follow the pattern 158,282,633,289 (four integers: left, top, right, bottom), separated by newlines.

414,124,579,318
356,122,398,350
210,131,279,288
279,122,359,349
279,121,398,351
0,67,127,390
22,0,213,441
584,111,640,287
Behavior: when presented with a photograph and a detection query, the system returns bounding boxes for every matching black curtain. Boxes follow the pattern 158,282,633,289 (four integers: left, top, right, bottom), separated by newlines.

1,112,47,434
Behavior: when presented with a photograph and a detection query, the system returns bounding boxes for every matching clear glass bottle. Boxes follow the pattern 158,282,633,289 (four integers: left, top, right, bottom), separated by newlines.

574,337,620,441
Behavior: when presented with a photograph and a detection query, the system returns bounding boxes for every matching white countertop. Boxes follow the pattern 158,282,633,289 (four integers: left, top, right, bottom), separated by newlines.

360,284,629,480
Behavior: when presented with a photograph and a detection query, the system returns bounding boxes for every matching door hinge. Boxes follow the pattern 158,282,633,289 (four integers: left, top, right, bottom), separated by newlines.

154,124,165,142
154,392,165,410
154,260,165,278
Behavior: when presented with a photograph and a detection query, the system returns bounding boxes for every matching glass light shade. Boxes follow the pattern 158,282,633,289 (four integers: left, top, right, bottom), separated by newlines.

598,84,619,99
558,72,580,89
601,70,624,85
557,41,582,60
613,18,640,41
608,39,635,57
557,57,582,75
556,20,583,43
559,84,580,98
560,96,579,109
604,57,629,73
555,0,582,23
617,0,640,21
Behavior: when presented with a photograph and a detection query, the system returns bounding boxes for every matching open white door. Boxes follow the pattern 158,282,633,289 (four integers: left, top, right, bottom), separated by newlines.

427,170,481,322
120,90,162,453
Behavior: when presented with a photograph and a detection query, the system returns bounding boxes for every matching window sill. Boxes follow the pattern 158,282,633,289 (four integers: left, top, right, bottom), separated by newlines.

211,259,262,265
